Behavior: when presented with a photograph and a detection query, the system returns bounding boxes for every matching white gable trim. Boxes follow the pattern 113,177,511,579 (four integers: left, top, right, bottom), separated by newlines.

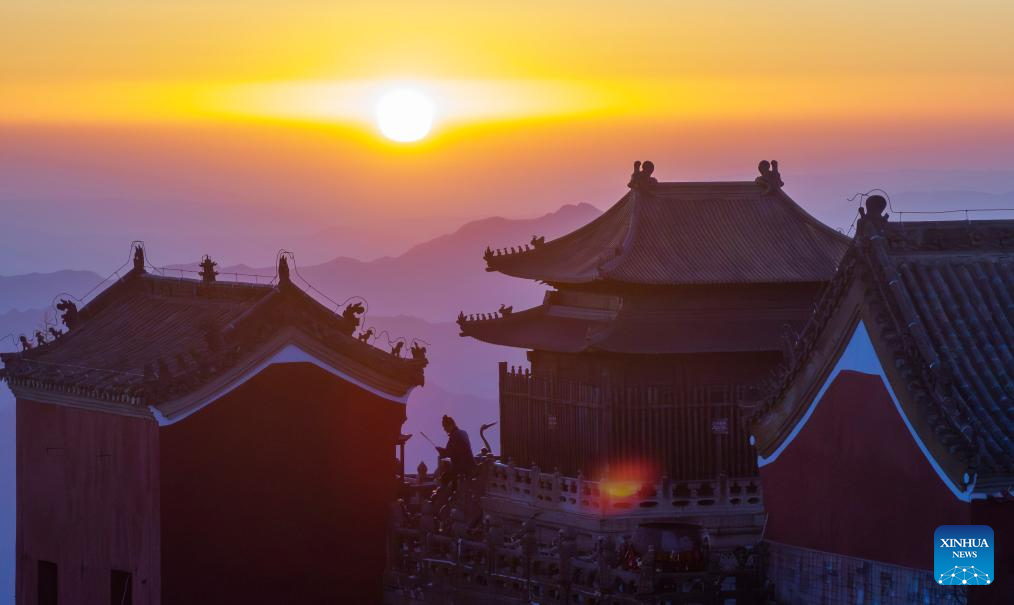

149,343,414,427
757,320,978,502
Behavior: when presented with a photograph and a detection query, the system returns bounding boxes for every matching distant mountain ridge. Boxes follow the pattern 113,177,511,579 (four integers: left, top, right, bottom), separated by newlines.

169,202,602,322
0,270,103,314
292,202,602,321
0,204,599,398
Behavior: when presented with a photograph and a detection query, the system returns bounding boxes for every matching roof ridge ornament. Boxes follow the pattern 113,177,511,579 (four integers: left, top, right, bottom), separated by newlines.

755,160,784,194
341,302,365,334
410,341,428,363
199,255,218,284
857,194,890,238
627,160,657,191
277,255,291,286
132,244,146,273
57,299,79,330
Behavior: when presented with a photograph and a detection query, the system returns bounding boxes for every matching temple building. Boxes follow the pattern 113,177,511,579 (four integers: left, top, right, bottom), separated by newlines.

2,246,426,605
459,160,849,481
385,162,856,604
748,199,1013,605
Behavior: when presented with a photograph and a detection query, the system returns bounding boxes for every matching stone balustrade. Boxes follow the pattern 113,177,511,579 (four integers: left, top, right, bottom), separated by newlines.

484,461,763,517
386,501,765,604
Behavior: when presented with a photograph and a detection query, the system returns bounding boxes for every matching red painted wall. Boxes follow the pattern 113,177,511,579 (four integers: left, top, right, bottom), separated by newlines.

159,363,405,605
760,371,970,570
971,500,1014,605
16,399,161,605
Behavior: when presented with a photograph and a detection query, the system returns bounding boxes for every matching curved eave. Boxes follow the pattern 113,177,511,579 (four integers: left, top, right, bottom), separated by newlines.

750,278,981,500
751,284,866,458
484,183,850,286
483,191,633,284
6,327,424,422
459,305,602,353
152,328,423,425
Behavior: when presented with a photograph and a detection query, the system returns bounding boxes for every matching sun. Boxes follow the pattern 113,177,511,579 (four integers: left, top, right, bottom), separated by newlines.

375,88,434,142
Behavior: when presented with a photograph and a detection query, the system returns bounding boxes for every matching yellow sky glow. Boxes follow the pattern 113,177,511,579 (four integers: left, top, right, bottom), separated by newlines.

3,1,1014,130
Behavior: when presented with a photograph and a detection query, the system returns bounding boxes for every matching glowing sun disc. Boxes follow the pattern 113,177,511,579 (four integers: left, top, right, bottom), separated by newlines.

376,89,434,142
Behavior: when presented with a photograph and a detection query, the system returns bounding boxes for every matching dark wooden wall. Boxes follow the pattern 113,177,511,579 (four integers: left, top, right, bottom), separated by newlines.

16,399,161,605
500,350,777,479
159,363,405,605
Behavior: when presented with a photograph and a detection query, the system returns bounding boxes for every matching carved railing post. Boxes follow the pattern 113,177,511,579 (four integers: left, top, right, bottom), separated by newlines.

659,475,670,511
419,500,436,540
450,506,468,537
530,464,541,506
522,522,537,600
559,528,575,603
507,458,516,499
486,516,502,576
595,536,612,592
638,545,656,594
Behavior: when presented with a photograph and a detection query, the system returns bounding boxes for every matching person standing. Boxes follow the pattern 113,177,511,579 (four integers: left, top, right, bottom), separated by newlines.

436,415,475,483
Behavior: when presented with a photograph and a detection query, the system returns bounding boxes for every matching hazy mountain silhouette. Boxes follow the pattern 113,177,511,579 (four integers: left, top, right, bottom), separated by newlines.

891,190,1014,215
355,314,524,398
0,270,103,314
169,202,602,322
296,213,469,264
296,202,602,321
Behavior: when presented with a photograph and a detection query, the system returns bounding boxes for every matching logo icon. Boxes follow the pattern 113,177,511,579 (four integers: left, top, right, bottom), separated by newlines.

934,525,994,586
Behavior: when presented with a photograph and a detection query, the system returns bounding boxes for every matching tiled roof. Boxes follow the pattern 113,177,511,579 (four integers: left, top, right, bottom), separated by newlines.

484,164,850,286
878,224,1014,478
1,258,426,415
750,206,1014,497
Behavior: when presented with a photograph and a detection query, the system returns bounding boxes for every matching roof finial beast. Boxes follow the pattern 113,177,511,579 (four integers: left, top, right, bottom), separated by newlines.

628,160,657,190
278,255,291,286
132,244,146,273
56,299,79,330
755,160,784,194
341,302,365,334
199,255,218,284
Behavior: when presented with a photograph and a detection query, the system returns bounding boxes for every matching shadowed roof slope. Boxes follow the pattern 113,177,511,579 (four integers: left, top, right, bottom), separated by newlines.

1,252,426,419
484,165,849,286
750,203,1014,498
459,289,813,354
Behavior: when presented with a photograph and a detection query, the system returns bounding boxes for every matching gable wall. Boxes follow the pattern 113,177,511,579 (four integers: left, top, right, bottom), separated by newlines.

158,362,405,605
760,370,970,569
16,398,161,605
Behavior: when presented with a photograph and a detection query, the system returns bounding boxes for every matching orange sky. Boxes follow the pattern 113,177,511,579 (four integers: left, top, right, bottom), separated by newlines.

2,1,1014,273
5,1,1014,126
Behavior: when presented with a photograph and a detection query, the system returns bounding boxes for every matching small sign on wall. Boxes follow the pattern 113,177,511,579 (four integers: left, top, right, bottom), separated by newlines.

711,418,729,434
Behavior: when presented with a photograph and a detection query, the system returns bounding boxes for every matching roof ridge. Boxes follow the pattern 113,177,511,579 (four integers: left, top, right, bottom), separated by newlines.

485,163,850,286
653,180,759,186
596,188,643,278
142,271,275,289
